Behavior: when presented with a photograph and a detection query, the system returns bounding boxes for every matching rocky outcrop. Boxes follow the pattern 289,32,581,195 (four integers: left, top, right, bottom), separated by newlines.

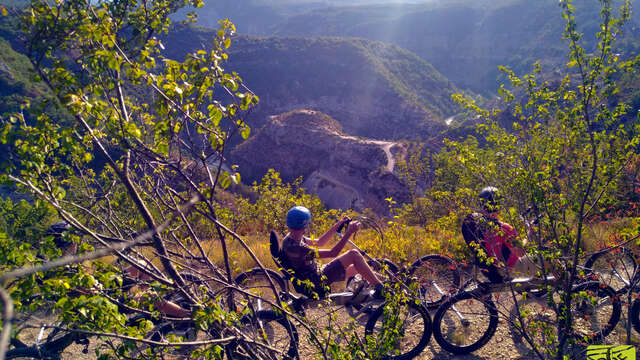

0,61,14,81
232,110,410,214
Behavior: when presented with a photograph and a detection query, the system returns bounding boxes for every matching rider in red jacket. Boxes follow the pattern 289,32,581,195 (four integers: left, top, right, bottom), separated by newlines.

462,187,536,282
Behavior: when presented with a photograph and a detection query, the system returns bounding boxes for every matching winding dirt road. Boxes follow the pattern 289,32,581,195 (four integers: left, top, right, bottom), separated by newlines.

331,131,397,172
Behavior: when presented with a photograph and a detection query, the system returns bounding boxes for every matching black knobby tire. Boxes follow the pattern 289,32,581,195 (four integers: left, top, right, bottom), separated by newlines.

364,300,432,360
5,346,59,359
569,281,621,343
583,247,637,293
408,254,462,309
432,290,499,355
227,309,299,360
234,268,287,312
630,298,640,334
6,329,81,359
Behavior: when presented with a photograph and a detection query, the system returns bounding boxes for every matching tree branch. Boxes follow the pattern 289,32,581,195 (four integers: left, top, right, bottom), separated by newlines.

0,287,14,360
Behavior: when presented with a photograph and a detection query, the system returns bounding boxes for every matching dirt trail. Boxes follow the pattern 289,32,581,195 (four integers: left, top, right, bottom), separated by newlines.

331,131,396,172
292,301,540,360
290,284,630,360
21,292,628,360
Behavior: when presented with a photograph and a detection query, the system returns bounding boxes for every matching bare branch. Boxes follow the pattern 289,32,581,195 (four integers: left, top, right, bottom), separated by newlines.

0,287,14,360
0,194,199,283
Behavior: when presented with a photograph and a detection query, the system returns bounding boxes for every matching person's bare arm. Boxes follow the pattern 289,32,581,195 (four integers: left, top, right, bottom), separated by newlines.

503,223,525,257
317,221,360,258
307,216,350,247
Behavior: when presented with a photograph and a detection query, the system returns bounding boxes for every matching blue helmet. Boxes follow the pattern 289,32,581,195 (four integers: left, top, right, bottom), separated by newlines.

286,206,311,230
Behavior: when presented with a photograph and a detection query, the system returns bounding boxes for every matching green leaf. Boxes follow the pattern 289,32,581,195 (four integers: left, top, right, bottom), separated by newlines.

240,126,250,140
53,186,66,200
56,297,69,309
128,123,142,138
210,107,222,126
220,171,231,189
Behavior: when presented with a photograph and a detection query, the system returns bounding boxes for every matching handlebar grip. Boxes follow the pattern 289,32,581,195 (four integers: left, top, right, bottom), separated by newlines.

337,219,351,234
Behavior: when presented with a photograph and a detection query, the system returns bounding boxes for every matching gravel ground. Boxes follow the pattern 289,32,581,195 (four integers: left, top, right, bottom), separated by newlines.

11,289,635,360
291,300,541,360
289,288,633,360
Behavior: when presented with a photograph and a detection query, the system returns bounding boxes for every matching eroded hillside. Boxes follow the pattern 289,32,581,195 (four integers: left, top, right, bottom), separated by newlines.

232,110,411,214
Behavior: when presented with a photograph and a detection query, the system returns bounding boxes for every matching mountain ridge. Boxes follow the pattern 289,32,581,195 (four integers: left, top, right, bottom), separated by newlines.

162,24,460,141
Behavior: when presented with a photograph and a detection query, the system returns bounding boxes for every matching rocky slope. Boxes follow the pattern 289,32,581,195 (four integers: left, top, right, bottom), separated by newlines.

231,110,411,214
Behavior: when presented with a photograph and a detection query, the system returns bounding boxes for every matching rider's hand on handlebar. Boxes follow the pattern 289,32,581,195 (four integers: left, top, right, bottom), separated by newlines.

346,220,360,234
336,216,351,233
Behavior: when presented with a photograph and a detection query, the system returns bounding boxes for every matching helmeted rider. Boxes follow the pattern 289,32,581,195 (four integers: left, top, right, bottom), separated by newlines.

462,187,537,282
280,206,383,298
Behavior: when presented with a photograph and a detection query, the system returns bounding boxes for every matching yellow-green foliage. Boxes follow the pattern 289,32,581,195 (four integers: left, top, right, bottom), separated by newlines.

582,217,640,254
208,171,478,274
355,224,466,265
224,169,343,235
208,168,640,278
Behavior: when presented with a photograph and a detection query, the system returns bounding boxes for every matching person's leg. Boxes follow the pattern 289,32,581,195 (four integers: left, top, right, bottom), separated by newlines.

155,300,191,318
132,291,191,317
510,255,540,277
335,249,382,286
344,264,358,280
510,255,561,280
482,263,506,283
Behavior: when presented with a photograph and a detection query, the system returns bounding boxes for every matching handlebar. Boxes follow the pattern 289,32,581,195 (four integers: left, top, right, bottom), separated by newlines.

336,218,351,234
333,216,413,291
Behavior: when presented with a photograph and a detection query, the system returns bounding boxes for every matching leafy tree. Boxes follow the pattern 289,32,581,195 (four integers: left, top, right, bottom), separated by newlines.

232,169,340,235
0,0,415,358
0,0,282,357
439,0,640,358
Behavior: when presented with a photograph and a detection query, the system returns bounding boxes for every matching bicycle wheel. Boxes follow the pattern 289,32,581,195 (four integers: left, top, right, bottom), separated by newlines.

364,300,432,359
5,328,82,359
165,272,217,309
228,310,299,360
432,290,499,355
409,254,462,309
630,298,640,334
583,247,636,293
234,268,287,312
569,281,621,343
